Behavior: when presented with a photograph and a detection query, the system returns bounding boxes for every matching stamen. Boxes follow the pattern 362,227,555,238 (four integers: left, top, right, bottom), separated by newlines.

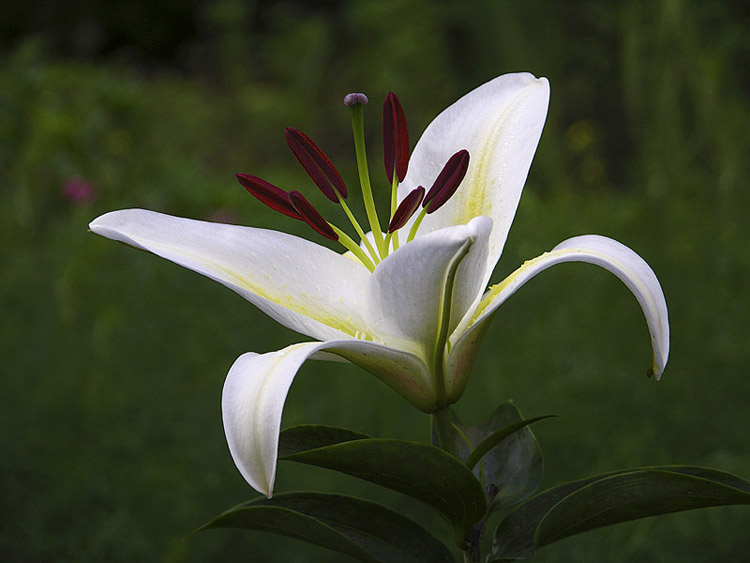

406,207,428,243
285,128,347,202
422,149,470,213
389,174,401,249
330,225,376,272
288,191,338,241
336,193,381,264
388,186,424,233
405,150,470,242
382,92,410,184
236,174,302,220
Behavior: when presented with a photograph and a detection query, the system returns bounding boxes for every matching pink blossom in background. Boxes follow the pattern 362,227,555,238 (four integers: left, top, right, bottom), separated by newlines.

63,177,97,203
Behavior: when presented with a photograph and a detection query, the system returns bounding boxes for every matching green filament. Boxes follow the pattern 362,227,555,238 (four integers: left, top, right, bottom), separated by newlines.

330,225,376,272
407,207,428,242
336,191,380,264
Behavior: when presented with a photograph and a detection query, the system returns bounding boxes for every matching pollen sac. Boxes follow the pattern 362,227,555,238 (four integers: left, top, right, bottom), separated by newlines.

236,173,302,220
288,191,339,241
285,128,348,202
388,186,425,233
422,149,470,214
382,92,410,183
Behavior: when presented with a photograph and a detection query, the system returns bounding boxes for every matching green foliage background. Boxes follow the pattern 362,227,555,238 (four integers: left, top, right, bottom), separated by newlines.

2,1,749,561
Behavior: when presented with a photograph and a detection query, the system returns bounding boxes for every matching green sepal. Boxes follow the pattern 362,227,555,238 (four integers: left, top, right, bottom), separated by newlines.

488,466,750,561
197,492,455,563
278,425,487,543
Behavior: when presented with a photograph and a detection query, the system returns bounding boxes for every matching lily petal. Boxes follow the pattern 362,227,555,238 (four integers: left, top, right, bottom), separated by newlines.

365,217,492,359
446,235,670,402
399,73,550,283
89,209,370,341
222,340,434,497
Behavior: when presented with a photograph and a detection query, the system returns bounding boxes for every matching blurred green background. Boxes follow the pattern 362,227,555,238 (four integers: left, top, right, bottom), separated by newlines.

2,0,749,561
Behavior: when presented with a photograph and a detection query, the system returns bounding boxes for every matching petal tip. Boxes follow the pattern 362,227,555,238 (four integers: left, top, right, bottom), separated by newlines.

648,353,668,381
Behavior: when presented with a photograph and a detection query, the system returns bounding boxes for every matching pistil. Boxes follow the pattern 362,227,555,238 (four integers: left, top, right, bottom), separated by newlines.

345,94,387,259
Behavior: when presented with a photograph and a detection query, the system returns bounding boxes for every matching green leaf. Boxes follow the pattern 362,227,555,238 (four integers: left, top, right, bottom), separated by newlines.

488,466,750,561
198,492,455,563
280,435,487,541
278,424,370,458
465,415,555,472
450,401,547,509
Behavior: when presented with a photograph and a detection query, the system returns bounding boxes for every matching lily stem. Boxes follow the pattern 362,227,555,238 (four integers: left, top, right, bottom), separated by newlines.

431,406,457,458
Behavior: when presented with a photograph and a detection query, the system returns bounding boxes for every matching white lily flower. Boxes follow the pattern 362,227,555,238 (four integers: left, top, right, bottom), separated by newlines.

89,73,669,497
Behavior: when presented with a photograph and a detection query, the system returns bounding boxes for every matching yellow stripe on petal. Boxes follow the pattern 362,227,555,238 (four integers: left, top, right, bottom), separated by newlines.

90,209,372,341
446,235,670,403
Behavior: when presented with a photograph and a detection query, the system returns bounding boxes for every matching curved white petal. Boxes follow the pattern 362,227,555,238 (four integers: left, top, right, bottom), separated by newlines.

222,340,433,497
90,209,370,341
450,217,493,331
446,235,670,402
365,217,491,358
399,72,550,280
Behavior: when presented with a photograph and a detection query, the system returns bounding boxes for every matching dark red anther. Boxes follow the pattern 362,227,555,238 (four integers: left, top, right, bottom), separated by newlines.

382,92,410,183
422,149,470,214
236,173,303,220
288,191,339,241
285,128,348,202
388,186,425,233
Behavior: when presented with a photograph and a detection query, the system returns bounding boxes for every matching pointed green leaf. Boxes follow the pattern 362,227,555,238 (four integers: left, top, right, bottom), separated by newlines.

449,401,547,509
489,466,750,561
465,415,555,472
278,424,370,458
199,492,455,563
280,437,487,540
